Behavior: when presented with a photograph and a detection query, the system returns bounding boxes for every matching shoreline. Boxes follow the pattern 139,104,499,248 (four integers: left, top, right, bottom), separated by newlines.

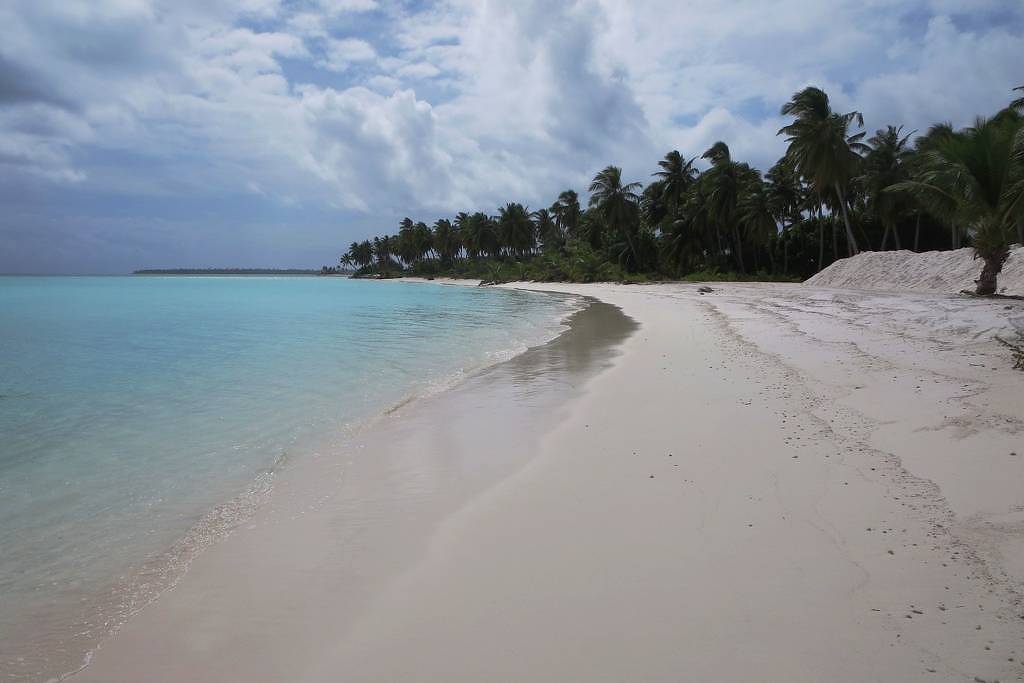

69,281,1024,682
1,280,587,683
67,292,637,683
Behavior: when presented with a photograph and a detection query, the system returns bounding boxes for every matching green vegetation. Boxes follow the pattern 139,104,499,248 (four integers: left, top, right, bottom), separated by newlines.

341,86,1024,291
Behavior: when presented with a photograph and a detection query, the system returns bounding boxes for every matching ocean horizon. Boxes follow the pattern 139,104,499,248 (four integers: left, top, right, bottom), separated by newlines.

0,275,579,681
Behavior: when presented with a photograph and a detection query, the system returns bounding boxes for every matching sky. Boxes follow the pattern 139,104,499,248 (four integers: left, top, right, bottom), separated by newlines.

1,0,1022,273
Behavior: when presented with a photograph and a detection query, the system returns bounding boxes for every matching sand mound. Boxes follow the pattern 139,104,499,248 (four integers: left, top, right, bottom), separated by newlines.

804,246,1024,296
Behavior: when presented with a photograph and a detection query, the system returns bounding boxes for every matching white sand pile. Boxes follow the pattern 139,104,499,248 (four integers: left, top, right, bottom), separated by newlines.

804,246,1024,295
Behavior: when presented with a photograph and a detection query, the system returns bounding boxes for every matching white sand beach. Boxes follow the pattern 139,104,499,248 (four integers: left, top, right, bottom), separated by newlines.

73,280,1024,683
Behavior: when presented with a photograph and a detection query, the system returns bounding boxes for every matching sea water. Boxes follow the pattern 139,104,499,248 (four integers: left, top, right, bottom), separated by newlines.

0,275,578,680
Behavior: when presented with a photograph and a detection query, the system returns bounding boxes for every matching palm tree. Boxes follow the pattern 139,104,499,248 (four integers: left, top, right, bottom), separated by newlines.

551,190,582,239
396,218,418,265
738,178,778,271
498,203,536,257
532,208,562,253
433,219,459,264
653,150,698,213
700,141,759,272
864,125,915,250
890,113,1024,294
588,166,642,268
1012,86,1024,112
779,86,868,256
372,235,396,273
345,240,373,269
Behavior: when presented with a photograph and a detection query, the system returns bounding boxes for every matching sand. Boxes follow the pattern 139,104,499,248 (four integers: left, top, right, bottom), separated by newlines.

805,246,1024,296
71,281,1024,683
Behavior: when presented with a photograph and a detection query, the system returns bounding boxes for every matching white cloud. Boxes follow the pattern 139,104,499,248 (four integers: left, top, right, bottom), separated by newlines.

319,37,377,72
1,0,1023,272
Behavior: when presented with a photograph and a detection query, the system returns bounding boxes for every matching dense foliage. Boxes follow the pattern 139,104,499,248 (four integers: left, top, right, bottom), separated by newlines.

340,86,1024,293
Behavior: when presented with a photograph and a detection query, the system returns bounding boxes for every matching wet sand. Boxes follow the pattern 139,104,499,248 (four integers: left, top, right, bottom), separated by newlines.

71,298,636,682
73,282,1024,683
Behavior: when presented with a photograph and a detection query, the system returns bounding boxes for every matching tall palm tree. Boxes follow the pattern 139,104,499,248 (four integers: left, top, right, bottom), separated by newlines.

738,178,778,271
779,86,868,256
372,235,396,273
864,125,915,250
653,150,698,214
433,219,459,264
413,221,434,261
532,208,562,253
700,141,759,272
890,113,1024,294
551,190,582,239
498,203,536,257
589,166,642,268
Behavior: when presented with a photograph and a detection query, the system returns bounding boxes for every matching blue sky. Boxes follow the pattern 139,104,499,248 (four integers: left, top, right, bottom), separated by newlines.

1,0,1022,273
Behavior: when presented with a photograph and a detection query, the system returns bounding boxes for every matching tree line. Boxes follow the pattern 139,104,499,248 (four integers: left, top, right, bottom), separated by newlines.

340,86,1024,294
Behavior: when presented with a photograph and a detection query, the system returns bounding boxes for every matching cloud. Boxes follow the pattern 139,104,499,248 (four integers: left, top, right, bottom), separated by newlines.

320,37,378,72
0,0,1022,272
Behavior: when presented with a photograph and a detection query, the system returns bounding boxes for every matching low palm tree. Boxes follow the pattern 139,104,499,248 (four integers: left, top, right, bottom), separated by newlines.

589,166,642,269
890,113,1024,294
779,86,868,256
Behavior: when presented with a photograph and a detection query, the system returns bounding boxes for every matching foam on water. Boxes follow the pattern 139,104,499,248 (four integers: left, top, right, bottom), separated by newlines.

0,275,578,681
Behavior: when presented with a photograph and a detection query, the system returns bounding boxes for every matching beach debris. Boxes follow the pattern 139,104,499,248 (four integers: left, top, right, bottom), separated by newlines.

697,286,714,294
994,336,1024,370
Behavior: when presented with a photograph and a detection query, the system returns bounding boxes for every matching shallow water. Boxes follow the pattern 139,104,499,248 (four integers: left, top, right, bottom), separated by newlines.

0,275,578,681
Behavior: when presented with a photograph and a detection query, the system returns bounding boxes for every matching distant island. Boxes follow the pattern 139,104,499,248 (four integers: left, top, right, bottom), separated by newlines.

133,268,336,275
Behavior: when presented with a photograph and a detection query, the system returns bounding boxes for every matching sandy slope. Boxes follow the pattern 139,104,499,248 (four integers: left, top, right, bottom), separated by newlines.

805,246,1024,296
73,282,1024,683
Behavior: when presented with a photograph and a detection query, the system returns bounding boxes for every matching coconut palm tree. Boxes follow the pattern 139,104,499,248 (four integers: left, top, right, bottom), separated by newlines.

1012,86,1024,112
498,203,536,257
738,178,778,271
890,113,1024,294
779,86,868,256
551,190,582,239
864,125,915,250
653,150,699,214
532,208,562,253
433,219,459,264
588,166,642,268
700,141,759,272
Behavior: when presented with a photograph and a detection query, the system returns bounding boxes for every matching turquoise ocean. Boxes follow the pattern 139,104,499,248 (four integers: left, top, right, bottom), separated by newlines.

0,276,578,681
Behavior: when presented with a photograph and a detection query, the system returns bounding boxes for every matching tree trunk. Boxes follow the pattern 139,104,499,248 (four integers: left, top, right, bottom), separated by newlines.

834,182,860,255
732,225,746,273
976,255,1002,295
880,223,890,251
892,221,901,250
913,214,921,252
817,218,825,273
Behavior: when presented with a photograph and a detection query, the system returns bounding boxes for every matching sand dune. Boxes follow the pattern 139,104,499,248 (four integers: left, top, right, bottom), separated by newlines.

805,246,1024,296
